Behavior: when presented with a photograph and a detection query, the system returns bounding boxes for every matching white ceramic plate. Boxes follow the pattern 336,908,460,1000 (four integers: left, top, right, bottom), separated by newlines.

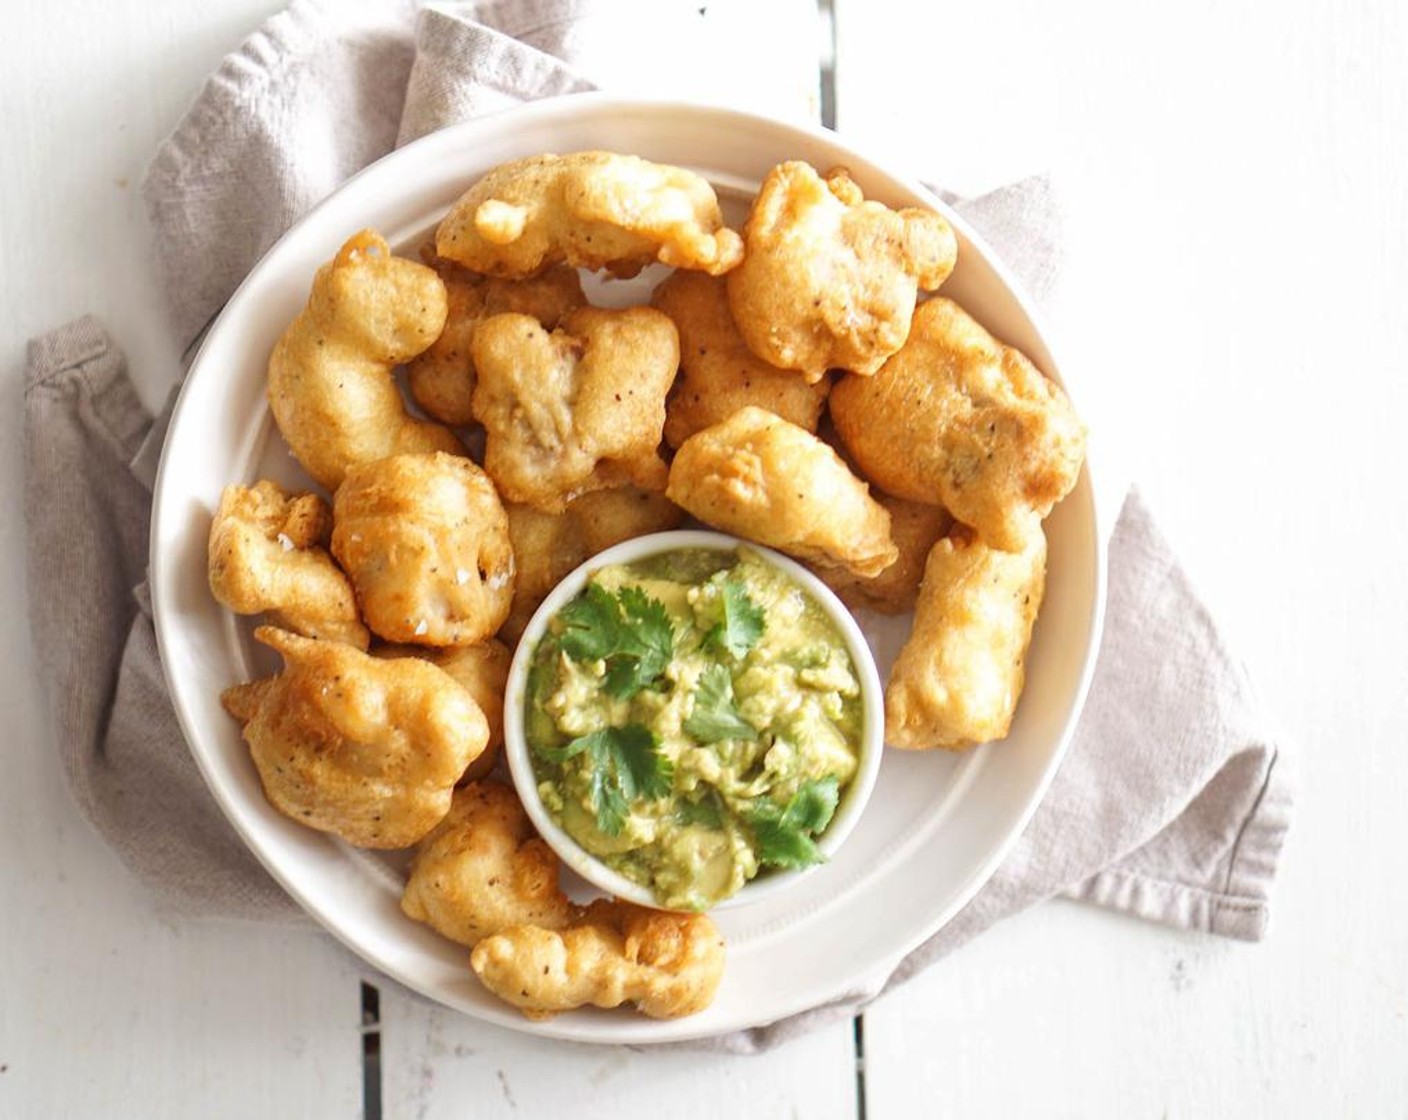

150,94,1105,1044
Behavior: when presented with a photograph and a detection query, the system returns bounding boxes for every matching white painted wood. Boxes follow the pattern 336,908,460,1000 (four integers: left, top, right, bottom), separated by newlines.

839,0,1408,1114
5,0,1408,1115
0,0,288,407
0,2,362,1117
377,983,858,1120
0,1,842,1115
0,714,365,1117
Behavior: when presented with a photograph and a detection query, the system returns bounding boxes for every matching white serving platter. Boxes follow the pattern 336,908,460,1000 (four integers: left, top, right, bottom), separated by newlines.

149,94,1105,1044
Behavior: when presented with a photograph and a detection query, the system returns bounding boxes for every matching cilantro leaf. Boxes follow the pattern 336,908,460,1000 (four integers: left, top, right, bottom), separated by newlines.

556,583,674,698
782,774,839,835
602,657,648,698
749,814,825,869
683,664,757,744
557,584,622,660
535,724,674,837
618,585,674,651
746,776,841,870
531,734,594,764
592,766,631,838
612,723,675,803
675,791,724,830
705,578,765,659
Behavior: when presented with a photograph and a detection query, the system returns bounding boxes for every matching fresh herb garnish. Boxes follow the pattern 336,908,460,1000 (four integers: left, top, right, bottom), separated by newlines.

683,664,757,744
704,577,765,659
745,775,840,870
674,790,725,830
557,583,674,698
534,723,673,837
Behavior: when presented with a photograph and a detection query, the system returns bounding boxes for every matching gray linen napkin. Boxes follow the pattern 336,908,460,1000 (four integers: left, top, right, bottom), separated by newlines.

22,1,1293,1050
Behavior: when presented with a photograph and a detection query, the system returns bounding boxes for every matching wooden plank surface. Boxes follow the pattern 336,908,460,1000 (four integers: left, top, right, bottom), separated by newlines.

0,759,365,1118
0,1,845,1116
377,985,858,1120
1,2,361,1116
3,0,1406,1115
838,1,1408,1114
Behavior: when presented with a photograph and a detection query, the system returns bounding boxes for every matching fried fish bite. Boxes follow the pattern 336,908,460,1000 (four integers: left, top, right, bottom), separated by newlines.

373,640,511,782
500,486,685,642
830,297,1087,552
332,452,515,647
568,487,687,556
266,230,463,491
885,529,1046,750
401,781,574,948
435,151,743,280
471,307,678,511
207,480,370,648
666,406,898,577
405,263,585,426
814,493,952,614
499,503,590,643
651,270,830,448
726,162,958,380
221,627,489,847
470,899,725,1020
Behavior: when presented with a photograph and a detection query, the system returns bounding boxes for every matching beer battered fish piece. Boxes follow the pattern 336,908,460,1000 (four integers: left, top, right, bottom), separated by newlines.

651,270,830,448
406,263,585,427
221,628,489,848
814,493,952,615
373,640,511,782
500,487,685,642
470,899,726,1020
666,406,898,578
401,781,574,947
435,152,743,280
207,481,370,648
471,307,679,512
332,452,516,647
266,230,463,491
499,503,591,644
886,529,1046,750
830,297,1087,552
726,162,958,380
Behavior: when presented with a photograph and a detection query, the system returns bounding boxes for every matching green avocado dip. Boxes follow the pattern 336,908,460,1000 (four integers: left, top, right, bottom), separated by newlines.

524,547,864,911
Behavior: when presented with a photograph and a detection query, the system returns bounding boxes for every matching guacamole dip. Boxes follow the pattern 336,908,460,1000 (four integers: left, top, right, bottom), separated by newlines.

525,547,863,911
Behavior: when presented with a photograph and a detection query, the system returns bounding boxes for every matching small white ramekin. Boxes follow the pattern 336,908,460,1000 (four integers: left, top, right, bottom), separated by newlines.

502,529,885,912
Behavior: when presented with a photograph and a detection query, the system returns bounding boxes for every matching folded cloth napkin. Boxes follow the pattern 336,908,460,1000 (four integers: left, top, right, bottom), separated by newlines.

22,0,1293,1051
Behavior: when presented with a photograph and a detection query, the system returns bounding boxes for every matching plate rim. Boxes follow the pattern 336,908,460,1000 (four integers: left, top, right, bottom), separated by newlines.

149,91,1107,1044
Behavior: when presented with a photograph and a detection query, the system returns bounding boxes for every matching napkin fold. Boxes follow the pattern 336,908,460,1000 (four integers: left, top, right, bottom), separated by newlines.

22,0,1292,1050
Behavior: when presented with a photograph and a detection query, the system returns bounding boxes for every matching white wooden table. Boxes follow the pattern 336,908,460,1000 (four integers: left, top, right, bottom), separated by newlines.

4,2,1406,1116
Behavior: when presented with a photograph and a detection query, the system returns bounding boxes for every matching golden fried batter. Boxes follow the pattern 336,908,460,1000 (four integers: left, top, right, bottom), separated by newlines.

666,406,898,577
569,487,686,556
885,529,1046,750
470,898,725,1020
651,270,830,448
726,162,958,380
814,493,952,614
401,781,574,948
332,452,515,647
207,480,369,648
221,628,488,847
500,486,685,642
266,230,463,491
830,297,1087,552
373,640,511,782
435,151,743,279
499,503,590,644
471,307,678,511
406,263,584,426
